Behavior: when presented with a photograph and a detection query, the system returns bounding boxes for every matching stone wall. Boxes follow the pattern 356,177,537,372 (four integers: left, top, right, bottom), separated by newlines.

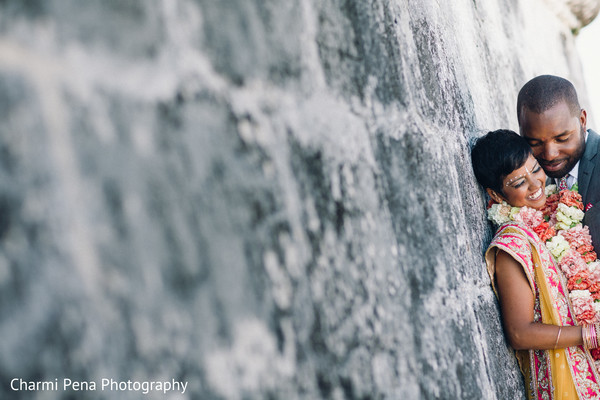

0,0,597,399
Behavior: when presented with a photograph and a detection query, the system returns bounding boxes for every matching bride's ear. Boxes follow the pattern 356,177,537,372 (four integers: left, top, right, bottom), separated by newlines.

486,188,504,203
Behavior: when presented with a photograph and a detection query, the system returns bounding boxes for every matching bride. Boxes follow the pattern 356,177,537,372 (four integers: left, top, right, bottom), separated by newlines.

471,129,600,399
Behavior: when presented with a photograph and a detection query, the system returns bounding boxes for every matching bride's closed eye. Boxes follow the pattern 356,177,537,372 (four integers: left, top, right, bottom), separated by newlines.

508,163,542,188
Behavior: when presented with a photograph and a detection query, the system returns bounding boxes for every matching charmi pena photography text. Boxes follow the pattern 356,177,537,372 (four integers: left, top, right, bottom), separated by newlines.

10,377,189,395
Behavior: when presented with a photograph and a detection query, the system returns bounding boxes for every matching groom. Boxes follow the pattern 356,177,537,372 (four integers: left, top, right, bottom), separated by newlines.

517,75,600,250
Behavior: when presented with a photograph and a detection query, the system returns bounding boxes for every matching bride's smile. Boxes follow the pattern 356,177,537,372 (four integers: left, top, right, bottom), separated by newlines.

527,187,544,201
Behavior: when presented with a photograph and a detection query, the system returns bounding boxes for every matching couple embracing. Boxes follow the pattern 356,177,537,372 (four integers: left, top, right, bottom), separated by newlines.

471,75,600,399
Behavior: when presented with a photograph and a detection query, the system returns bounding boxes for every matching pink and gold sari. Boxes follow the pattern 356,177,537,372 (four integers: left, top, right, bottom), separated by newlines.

485,222,600,399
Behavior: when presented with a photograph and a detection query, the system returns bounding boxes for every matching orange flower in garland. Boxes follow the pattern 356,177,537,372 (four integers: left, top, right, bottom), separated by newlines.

584,253,598,264
533,222,556,242
568,271,591,291
578,244,595,255
560,189,585,210
590,280,600,294
541,193,560,216
578,309,597,325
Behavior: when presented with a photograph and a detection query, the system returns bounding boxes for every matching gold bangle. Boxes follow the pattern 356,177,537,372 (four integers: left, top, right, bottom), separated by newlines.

554,326,562,349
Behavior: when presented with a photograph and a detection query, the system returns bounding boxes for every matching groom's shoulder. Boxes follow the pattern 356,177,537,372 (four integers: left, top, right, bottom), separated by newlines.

586,129,600,155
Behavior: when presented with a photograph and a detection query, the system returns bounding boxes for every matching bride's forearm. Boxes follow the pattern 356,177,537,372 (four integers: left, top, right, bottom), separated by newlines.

506,322,583,350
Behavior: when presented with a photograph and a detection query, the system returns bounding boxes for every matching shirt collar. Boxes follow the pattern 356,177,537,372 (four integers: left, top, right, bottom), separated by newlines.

569,161,580,180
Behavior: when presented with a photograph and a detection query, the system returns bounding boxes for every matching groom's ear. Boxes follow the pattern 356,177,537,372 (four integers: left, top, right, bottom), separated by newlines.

580,108,587,131
486,188,504,203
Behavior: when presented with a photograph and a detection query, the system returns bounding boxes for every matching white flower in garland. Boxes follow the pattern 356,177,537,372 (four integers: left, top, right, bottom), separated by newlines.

545,184,558,196
555,203,584,230
589,261,600,273
546,235,570,261
487,202,512,225
571,289,593,300
509,206,521,220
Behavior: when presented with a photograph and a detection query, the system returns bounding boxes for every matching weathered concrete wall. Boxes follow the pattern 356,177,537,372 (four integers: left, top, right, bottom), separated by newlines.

0,0,597,399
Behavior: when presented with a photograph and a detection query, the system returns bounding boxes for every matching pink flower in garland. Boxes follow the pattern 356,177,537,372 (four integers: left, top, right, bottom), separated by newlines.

558,226,598,262
512,206,544,228
560,226,593,249
588,264,600,293
559,249,589,278
570,290,596,325
594,303,600,320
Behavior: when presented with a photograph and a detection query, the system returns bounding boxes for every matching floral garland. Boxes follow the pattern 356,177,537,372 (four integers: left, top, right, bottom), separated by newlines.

488,183,600,361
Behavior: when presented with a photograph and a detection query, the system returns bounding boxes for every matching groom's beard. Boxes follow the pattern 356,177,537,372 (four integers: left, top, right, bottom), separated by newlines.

540,125,586,179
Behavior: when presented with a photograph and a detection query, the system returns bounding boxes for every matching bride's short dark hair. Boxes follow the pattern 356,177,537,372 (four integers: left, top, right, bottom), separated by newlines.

471,129,532,193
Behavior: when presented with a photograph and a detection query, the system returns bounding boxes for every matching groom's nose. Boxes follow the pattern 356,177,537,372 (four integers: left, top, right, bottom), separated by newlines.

541,143,559,160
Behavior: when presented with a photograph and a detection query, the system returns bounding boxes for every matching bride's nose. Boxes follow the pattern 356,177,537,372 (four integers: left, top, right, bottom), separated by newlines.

525,174,541,189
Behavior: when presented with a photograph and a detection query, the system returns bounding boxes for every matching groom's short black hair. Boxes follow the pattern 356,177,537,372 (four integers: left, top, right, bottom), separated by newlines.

471,129,532,194
517,75,581,123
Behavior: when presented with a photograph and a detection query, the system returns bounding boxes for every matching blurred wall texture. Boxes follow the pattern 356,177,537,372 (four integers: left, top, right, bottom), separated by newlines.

0,0,598,399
